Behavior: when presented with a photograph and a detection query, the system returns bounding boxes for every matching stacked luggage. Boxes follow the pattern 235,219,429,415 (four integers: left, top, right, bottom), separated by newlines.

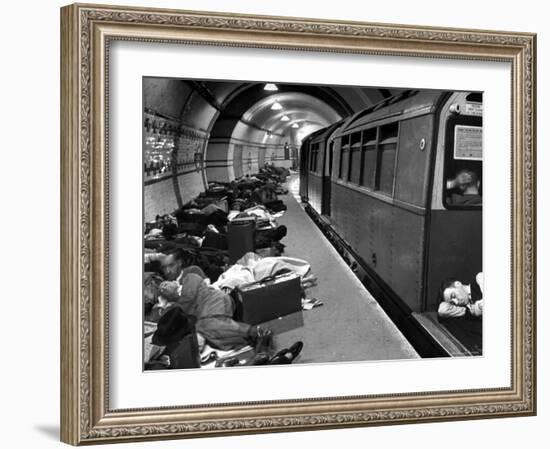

143,169,321,371
144,169,291,283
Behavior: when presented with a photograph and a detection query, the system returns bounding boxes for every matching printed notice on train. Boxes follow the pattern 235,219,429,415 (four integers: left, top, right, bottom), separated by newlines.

454,125,483,160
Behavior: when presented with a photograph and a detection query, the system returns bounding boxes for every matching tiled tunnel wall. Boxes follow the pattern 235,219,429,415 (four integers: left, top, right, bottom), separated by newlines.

143,79,298,222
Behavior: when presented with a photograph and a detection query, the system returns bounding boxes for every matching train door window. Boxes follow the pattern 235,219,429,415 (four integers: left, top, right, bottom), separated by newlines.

315,143,321,173
376,123,399,195
309,144,315,172
340,135,350,181
443,113,483,209
314,143,320,173
349,132,362,183
300,145,307,173
360,128,377,189
318,143,321,172
326,140,334,177
337,138,343,178
313,143,321,173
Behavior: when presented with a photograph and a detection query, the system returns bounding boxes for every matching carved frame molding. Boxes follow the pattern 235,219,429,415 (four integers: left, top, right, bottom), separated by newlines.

60,3,536,445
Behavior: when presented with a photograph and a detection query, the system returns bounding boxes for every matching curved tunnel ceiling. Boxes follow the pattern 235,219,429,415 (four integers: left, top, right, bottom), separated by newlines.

240,92,341,138
144,79,403,143
209,83,359,140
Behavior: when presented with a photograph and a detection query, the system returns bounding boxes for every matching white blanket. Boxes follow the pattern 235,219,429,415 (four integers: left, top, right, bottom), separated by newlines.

212,252,312,291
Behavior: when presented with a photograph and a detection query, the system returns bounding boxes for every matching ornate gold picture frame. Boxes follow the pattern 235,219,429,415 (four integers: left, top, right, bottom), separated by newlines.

60,3,536,445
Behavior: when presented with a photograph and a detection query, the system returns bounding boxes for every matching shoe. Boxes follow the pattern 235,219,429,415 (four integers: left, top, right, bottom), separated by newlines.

244,353,270,366
269,341,303,365
268,353,292,365
287,341,304,359
200,351,218,365
218,356,239,368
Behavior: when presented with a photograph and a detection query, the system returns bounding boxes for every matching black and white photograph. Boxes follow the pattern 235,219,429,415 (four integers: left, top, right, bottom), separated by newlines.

142,78,483,370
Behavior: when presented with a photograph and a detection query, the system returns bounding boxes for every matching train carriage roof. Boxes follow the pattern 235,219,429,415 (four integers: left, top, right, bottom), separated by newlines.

334,89,448,137
308,119,345,144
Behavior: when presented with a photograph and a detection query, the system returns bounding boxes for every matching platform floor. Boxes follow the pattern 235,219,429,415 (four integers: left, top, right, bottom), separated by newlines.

265,175,419,363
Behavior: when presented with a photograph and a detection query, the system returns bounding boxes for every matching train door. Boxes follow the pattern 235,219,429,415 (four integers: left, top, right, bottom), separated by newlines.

322,140,333,215
426,93,483,314
299,137,310,201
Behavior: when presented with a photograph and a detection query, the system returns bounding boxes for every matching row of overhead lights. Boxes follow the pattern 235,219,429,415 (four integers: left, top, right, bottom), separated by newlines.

264,83,300,129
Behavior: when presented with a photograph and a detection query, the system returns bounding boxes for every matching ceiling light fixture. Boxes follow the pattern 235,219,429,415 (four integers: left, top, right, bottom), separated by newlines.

281,115,290,122
264,83,278,91
291,123,299,128
270,101,282,110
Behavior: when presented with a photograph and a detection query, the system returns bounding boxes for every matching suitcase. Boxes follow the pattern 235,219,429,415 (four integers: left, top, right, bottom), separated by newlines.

255,218,274,230
163,333,201,369
202,229,228,250
195,197,229,212
177,221,205,235
149,307,201,370
228,216,256,263
202,187,228,198
236,272,302,325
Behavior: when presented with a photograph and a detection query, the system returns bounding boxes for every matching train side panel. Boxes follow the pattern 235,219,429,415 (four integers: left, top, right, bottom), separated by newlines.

394,116,434,208
426,211,482,311
308,172,323,214
328,113,437,312
331,183,427,312
390,207,426,311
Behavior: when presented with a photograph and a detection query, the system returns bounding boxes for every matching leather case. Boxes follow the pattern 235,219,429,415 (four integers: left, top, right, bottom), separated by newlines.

237,272,302,325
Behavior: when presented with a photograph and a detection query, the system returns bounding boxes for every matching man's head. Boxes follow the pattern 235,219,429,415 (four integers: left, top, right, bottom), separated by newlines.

438,278,470,306
144,273,164,315
160,248,189,281
456,169,480,194
158,280,181,302
162,222,178,240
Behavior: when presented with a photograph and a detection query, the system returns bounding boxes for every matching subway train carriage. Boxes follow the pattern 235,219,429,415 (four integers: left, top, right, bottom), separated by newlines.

300,90,483,356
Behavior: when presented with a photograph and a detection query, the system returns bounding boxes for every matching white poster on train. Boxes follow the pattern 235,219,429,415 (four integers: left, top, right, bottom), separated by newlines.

454,125,483,160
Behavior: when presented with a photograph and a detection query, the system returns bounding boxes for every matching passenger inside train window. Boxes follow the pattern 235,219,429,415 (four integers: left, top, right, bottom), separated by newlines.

445,168,482,206
437,272,484,320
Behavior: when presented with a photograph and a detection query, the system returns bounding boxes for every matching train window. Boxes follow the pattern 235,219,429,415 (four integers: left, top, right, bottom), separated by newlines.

360,128,377,188
350,133,362,183
309,144,316,172
333,137,342,178
340,135,350,180
337,139,343,178
312,144,319,173
376,123,399,196
315,144,320,173
466,92,483,103
443,115,483,209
